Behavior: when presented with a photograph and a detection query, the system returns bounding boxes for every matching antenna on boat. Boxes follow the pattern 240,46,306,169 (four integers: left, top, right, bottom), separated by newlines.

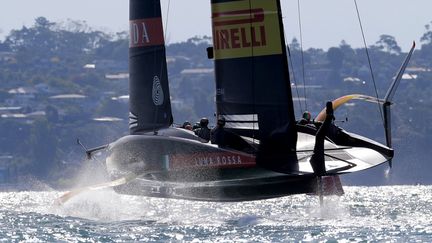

296,0,308,112
314,42,415,169
382,41,416,167
353,0,413,169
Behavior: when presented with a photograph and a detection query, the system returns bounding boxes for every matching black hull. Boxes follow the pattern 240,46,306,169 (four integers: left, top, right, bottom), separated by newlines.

106,128,317,201
114,175,317,202
105,127,385,201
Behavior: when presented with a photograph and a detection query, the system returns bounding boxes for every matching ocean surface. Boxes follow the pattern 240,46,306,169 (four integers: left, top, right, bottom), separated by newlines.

1,186,431,242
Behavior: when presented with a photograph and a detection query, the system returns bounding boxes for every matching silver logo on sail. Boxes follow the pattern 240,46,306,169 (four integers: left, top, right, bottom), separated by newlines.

129,112,138,129
152,76,164,106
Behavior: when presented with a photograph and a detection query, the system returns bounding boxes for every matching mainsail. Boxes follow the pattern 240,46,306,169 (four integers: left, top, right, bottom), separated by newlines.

129,0,172,134
211,0,297,157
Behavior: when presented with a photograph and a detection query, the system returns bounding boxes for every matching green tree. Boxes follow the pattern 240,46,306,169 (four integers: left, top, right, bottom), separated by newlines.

421,21,432,44
29,119,58,179
375,34,401,54
327,47,344,70
289,37,301,51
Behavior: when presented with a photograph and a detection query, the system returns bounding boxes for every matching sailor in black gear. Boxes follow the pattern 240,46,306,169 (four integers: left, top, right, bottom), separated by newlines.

194,117,211,142
192,122,201,130
181,121,193,131
181,121,191,128
211,116,226,146
211,115,254,152
297,111,312,125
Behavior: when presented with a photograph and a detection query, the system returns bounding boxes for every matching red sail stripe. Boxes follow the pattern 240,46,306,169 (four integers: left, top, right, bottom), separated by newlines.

129,18,164,48
213,9,264,27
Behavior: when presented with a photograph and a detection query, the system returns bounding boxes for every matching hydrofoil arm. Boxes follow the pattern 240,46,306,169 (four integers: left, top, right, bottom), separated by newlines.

315,42,416,147
55,173,138,205
77,139,109,160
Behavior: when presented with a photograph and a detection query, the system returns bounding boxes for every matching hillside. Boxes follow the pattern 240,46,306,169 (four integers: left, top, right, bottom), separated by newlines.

0,17,431,187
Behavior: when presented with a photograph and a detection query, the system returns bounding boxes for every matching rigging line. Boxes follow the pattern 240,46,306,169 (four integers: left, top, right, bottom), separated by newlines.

287,46,303,113
152,3,159,134
163,0,171,42
153,0,172,133
280,1,303,113
353,0,385,124
248,0,257,145
297,0,308,111
161,0,171,78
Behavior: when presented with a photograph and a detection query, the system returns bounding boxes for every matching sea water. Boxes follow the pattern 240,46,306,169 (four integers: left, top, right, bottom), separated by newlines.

0,186,431,242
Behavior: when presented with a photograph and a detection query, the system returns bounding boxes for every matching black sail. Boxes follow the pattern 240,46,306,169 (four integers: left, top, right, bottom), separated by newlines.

129,0,172,134
211,0,297,156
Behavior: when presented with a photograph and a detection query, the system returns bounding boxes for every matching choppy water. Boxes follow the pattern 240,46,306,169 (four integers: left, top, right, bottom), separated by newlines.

0,186,431,242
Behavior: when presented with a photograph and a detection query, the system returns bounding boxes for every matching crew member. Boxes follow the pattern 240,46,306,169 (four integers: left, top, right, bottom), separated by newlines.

297,111,312,125
211,116,254,152
192,122,201,130
180,121,193,131
211,116,226,146
181,121,191,129
194,117,211,142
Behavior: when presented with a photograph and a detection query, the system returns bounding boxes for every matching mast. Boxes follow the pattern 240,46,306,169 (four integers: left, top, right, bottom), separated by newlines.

210,0,297,159
129,0,173,134
276,0,296,124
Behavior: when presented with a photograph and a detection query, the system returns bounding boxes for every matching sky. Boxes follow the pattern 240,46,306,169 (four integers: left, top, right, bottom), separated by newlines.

0,0,431,51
